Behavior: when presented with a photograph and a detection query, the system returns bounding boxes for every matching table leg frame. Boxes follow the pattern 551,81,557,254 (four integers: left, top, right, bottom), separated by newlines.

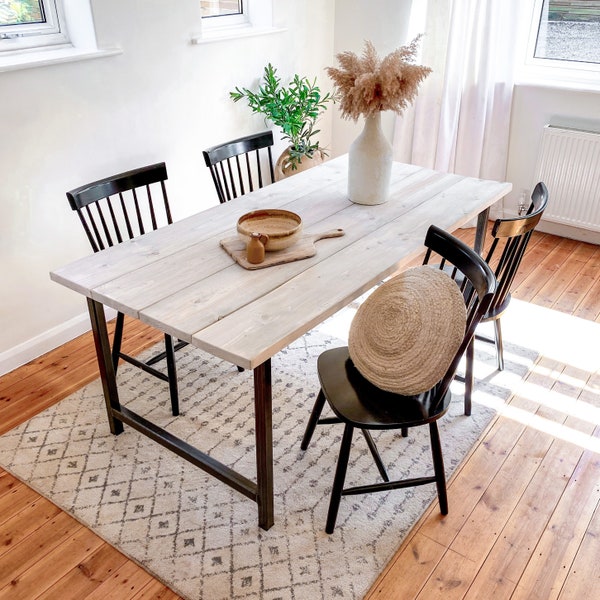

474,207,490,254
87,298,274,530
87,298,123,435
254,360,274,530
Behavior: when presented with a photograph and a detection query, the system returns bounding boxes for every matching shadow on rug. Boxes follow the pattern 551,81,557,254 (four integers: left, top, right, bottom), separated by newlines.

0,324,536,599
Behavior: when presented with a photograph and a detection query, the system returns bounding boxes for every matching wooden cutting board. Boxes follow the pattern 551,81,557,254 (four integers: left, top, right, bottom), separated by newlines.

220,229,344,270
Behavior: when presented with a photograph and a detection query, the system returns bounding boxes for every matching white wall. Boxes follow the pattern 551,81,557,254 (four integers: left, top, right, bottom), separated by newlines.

0,0,336,374
505,83,600,242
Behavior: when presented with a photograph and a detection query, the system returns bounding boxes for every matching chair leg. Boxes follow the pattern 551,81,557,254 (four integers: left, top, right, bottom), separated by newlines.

464,338,475,416
494,319,505,371
326,423,354,534
112,312,125,373
300,390,326,451
360,429,389,482
164,334,179,416
429,422,448,515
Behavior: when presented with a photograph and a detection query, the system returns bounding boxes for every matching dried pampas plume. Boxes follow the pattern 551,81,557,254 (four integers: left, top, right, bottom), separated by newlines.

327,36,432,121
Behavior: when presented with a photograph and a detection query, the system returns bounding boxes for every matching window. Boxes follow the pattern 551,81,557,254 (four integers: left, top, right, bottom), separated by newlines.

0,0,120,73
200,0,248,30
525,0,600,75
194,0,280,42
0,0,69,52
200,1,243,18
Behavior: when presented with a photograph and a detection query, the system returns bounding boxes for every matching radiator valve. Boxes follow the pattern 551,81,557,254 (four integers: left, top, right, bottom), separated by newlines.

518,190,529,216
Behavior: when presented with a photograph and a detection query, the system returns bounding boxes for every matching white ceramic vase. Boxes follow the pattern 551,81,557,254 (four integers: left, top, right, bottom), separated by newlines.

347,111,392,205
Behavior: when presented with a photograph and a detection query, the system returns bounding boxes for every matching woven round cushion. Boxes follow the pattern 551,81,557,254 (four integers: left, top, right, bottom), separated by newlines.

348,266,467,395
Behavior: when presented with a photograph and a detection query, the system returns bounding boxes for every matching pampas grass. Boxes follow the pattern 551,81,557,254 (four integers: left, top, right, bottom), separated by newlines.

327,36,432,121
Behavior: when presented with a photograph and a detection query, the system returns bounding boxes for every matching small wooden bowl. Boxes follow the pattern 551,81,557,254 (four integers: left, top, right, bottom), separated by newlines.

237,209,303,251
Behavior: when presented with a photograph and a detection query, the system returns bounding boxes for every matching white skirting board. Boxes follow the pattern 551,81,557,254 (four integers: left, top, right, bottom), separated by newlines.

0,307,117,377
535,220,600,245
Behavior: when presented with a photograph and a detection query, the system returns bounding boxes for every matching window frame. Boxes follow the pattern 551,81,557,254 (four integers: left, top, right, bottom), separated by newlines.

0,0,70,53
193,0,283,43
200,1,246,26
200,0,250,34
0,0,121,73
522,0,600,83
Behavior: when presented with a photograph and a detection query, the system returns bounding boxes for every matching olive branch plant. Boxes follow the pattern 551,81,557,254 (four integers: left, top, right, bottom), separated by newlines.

230,63,336,171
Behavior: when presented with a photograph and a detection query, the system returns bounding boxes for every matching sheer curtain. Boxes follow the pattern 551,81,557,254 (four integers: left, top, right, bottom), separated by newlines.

394,0,525,182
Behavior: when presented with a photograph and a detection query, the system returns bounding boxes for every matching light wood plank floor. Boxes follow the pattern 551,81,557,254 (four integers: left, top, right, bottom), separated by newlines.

1,228,599,599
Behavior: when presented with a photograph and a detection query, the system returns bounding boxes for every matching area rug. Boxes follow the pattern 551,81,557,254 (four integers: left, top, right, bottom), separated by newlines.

0,315,536,600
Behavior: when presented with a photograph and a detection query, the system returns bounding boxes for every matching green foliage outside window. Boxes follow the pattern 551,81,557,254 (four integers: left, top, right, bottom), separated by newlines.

0,0,43,26
548,1,600,22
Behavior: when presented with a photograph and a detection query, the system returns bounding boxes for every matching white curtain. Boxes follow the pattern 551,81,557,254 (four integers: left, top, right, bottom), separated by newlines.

394,0,525,182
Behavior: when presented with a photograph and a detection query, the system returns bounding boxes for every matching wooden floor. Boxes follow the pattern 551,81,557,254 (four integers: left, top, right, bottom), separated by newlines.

1,227,599,599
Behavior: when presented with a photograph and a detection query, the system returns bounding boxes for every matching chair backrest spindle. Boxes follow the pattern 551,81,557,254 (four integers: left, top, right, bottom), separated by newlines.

160,180,173,224
146,185,158,231
245,153,254,192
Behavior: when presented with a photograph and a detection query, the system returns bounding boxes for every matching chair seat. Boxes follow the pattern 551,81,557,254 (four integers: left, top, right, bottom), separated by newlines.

318,347,452,429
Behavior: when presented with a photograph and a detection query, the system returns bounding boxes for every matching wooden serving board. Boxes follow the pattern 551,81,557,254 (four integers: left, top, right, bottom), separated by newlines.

220,229,344,270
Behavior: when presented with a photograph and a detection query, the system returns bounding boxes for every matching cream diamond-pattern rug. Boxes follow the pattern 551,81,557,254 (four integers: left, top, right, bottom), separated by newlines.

0,318,536,599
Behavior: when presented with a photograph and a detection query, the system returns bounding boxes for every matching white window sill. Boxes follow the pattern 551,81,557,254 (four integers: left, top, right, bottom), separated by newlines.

0,45,122,73
516,66,600,94
191,25,285,45
516,78,600,95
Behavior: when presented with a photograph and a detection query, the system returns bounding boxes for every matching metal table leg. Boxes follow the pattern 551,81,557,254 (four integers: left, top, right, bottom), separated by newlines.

474,207,490,254
254,359,274,530
87,298,123,435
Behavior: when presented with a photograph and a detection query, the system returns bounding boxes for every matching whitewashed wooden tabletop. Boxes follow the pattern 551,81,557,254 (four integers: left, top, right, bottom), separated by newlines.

51,155,511,369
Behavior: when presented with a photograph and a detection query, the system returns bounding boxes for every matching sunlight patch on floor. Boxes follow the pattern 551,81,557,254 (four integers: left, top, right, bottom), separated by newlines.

475,299,600,453
475,393,600,454
515,378,600,424
502,299,600,373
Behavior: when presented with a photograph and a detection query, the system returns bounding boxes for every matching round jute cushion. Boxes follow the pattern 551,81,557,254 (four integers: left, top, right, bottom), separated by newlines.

348,266,467,395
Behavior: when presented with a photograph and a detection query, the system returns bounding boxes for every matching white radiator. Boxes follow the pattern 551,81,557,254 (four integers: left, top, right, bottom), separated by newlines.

534,125,600,232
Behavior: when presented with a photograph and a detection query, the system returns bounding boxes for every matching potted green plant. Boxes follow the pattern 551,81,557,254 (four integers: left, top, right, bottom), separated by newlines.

230,63,335,179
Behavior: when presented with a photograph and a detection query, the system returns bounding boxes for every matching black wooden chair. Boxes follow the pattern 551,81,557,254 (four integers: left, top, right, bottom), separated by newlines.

66,163,186,416
462,182,549,415
300,225,496,533
203,131,276,203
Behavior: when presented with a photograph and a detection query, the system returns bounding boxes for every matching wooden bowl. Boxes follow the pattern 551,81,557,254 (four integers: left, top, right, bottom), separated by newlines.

237,209,303,251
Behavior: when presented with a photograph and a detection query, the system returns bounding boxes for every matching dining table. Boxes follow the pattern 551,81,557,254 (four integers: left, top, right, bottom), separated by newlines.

50,154,512,530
